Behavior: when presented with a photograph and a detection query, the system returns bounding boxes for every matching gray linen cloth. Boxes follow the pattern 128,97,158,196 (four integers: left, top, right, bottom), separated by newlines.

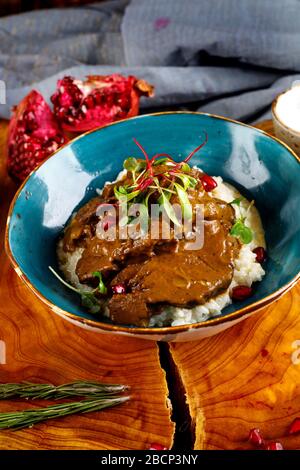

1,0,300,123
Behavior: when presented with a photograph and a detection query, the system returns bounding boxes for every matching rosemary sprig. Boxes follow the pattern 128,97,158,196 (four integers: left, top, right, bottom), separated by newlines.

0,381,128,400
0,396,129,430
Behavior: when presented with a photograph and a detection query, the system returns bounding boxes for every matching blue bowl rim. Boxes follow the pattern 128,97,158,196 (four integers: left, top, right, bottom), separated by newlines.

5,111,300,335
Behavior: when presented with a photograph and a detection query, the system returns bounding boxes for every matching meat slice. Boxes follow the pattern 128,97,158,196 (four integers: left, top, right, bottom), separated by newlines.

76,237,121,282
111,264,142,286
129,220,236,307
108,220,238,325
63,197,102,252
76,233,177,283
109,293,150,327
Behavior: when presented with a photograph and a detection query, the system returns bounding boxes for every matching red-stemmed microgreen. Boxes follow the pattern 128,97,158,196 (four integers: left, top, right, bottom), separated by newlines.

182,132,208,163
118,136,208,227
133,138,153,176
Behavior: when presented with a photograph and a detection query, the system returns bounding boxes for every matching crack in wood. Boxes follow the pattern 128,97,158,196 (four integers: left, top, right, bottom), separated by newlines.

158,342,195,450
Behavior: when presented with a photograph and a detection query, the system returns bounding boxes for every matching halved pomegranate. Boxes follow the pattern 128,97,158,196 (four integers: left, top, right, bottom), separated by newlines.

51,74,154,133
7,90,66,182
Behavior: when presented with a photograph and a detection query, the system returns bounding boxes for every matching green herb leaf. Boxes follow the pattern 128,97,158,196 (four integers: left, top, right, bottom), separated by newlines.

118,185,128,195
229,197,244,206
92,271,107,295
153,157,170,165
81,293,101,314
114,185,140,202
144,189,155,207
230,219,253,244
181,162,191,172
136,160,147,172
123,157,138,171
176,173,197,189
138,202,150,224
158,191,181,226
175,173,191,191
188,176,198,188
174,183,193,220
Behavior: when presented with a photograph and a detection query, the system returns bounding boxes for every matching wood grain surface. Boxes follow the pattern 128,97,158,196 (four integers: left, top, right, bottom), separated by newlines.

170,120,300,450
0,118,299,450
0,121,174,450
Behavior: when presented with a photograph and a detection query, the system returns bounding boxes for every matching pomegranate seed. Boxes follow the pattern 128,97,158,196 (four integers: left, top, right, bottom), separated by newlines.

248,428,264,447
84,95,95,109
93,91,103,105
253,246,267,263
118,94,130,108
231,285,253,301
112,284,126,294
102,216,115,232
261,348,269,357
266,441,284,450
34,149,47,160
50,91,59,104
288,417,300,435
52,135,65,145
149,443,168,450
105,94,114,107
69,106,77,117
57,108,66,120
58,92,73,108
116,109,127,119
200,174,218,192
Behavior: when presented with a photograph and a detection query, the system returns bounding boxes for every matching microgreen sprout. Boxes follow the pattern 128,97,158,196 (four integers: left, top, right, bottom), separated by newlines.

119,135,208,226
230,199,254,244
49,266,107,314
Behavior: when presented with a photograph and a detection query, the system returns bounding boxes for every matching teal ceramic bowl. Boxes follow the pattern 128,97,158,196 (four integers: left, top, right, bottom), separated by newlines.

6,112,300,341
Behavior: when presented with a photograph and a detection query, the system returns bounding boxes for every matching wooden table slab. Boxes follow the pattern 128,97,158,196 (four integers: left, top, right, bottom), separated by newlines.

0,118,299,450
0,120,174,450
170,121,300,450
